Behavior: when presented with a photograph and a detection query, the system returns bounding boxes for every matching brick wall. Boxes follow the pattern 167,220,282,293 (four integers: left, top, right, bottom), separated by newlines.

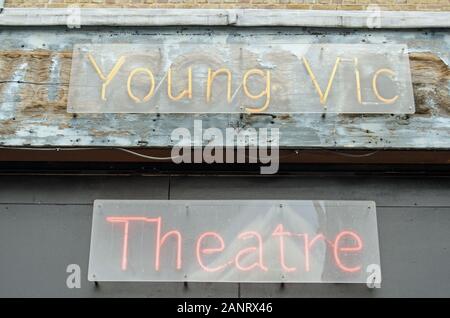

4,0,450,11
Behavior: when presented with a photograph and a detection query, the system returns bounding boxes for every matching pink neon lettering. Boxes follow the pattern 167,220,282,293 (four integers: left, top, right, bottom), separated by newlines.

272,224,296,272
333,230,363,273
157,230,183,271
235,231,268,272
108,217,364,274
297,233,326,272
196,232,227,272
107,216,182,271
106,216,159,271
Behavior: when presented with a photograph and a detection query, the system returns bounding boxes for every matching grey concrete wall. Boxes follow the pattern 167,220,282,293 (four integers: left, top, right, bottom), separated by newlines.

0,175,449,297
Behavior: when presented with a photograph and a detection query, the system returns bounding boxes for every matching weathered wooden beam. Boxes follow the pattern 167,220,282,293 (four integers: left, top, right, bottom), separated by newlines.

0,27,448,149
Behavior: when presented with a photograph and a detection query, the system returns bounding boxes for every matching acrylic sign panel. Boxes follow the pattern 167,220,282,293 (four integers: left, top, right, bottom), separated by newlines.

88,200,381,283
68,43,414,114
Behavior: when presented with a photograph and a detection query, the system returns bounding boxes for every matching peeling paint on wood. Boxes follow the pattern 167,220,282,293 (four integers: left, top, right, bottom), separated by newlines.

0,27,448,149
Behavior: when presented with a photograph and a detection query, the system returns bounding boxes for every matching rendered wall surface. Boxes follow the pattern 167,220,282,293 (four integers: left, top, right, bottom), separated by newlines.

0,27,448,149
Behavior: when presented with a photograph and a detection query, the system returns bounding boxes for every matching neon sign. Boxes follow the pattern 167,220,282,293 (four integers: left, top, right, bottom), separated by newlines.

68,44,414,114
88,200,381,283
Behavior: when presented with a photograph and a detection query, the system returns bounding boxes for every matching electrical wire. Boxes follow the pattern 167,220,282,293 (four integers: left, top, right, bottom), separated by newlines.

0,146,380,160
0,146,177,160
117,148,177,161
321,149,380,158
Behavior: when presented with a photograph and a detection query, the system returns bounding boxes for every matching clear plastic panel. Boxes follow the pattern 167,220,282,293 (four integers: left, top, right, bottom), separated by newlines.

68,43,414,114
88,200,381,283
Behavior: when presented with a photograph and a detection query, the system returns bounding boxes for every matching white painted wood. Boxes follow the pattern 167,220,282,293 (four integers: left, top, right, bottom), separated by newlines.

0,8,229,26
238,9,450,28
0,8,449,28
